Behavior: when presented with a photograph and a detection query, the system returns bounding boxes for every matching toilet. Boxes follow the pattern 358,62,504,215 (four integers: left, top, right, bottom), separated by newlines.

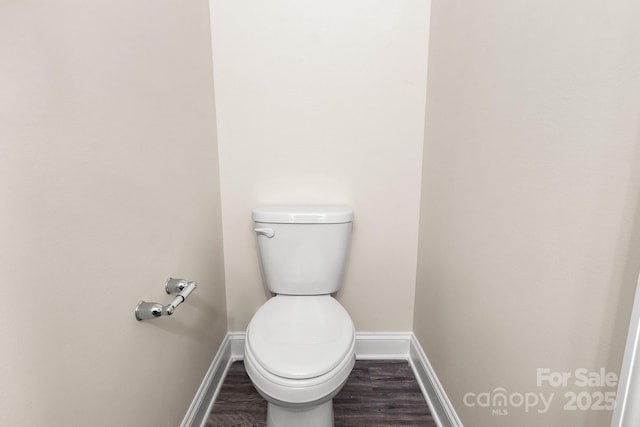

244,206,356,427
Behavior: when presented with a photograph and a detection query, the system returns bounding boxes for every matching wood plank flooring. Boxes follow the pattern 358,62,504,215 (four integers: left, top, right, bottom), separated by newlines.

206,360,437,427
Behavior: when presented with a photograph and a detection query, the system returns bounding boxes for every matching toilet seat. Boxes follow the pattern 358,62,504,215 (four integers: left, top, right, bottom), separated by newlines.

246,295,355,380
244,332,355,405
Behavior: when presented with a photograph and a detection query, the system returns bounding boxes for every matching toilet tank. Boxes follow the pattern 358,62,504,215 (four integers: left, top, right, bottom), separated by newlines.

252,206,353,295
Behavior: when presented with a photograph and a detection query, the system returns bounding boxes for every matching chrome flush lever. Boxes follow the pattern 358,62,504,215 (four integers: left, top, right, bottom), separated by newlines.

254,227,275,238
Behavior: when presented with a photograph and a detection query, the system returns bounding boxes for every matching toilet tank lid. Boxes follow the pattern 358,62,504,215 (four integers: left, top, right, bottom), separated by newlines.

252,205,353,224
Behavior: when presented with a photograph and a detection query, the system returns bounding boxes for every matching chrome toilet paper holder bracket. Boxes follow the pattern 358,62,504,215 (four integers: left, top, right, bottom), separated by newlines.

135,278,197,321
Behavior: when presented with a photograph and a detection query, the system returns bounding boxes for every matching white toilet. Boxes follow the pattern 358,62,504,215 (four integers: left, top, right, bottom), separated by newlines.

244,205,356,427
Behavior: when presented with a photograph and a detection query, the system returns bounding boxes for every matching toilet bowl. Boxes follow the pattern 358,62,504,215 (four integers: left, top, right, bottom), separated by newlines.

245,206,355,427
245,295,356,425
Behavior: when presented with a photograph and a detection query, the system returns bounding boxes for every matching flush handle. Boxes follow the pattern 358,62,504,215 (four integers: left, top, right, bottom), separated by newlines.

254,227,275,238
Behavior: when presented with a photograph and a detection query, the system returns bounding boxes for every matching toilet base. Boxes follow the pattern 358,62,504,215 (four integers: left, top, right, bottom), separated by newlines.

267,399,334,427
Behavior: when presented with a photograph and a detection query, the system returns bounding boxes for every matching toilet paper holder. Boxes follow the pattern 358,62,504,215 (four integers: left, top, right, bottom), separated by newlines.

135,278,197,321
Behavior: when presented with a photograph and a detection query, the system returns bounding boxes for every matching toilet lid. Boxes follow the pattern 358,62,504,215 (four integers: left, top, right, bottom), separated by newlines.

247,295,355,380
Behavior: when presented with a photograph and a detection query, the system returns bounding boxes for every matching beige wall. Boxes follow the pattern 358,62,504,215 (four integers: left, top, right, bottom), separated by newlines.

5,1,639,425
0,2,227,426
415,0,640,426
210,0,431,331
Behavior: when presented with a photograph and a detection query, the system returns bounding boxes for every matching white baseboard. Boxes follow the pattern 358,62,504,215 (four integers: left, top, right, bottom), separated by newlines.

180,334,234,427
228,331,245,359
409,334,463,427
182,331,462,427
355,332,412,359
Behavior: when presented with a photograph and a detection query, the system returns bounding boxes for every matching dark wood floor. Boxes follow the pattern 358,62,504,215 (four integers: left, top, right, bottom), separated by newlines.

206,360,438,427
